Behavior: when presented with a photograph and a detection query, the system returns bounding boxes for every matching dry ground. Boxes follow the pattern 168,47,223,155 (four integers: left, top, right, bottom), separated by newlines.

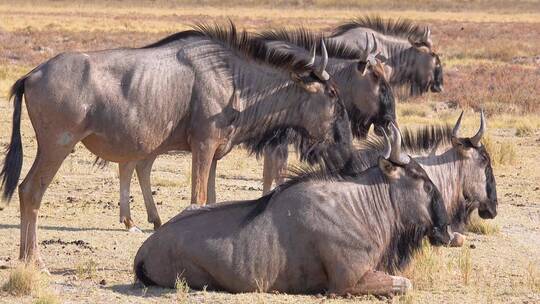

0,1,539,303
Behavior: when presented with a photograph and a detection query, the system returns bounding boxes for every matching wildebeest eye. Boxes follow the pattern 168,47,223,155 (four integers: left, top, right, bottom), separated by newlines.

424,183,433,193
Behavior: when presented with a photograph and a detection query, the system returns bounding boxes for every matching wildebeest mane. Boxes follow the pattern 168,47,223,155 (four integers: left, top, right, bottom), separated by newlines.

274,124,454,192
257,27,363,60
401,124,453,154
142,21,312,74
332,15,427,41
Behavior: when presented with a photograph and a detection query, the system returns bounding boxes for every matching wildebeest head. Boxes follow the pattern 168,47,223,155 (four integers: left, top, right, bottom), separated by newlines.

379,124,452,246
407,27,444,95
451,111,497,219
289,40,344,142
348,33,396,138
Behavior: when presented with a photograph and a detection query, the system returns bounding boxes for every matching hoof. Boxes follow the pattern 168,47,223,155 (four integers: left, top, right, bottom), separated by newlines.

128,226,143,233
392,276,412,295
450,232,465,247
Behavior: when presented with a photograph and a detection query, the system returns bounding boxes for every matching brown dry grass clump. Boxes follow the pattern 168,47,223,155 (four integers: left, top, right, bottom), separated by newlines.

2,264,41,296
467,214,500,235
426,64,539,115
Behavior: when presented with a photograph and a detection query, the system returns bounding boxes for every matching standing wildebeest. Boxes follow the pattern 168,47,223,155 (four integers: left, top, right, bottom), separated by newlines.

97,27,396,232
133,125,453,296
329,16,443,96
255,28,396,193
0,22,352,265
400,111,497,245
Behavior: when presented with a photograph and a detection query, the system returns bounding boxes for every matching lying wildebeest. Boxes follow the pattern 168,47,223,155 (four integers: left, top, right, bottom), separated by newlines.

133,124,452,296
0,22,353,265
96,26,396,232
256,27,396,193
401,111,497,245
329,15,443,96
353,111,497,246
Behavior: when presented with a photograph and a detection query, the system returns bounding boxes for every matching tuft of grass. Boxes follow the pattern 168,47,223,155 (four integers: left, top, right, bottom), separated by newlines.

526,262,540,292
467,214,500,235
33,293,60,304
2,264,41,296
482,135,516,167
75,259,98,280
515,121,534,137
403,240,446,290
175,274,190,303
458,246,472,285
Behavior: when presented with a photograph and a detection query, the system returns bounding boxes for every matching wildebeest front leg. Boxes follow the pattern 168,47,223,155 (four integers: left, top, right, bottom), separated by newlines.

352,270,412,296
118,162,139,232
206,159,217,204
191,141,217,205
135,155,162,230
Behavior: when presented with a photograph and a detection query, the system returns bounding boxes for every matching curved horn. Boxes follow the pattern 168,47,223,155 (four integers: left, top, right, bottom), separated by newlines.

371,33,378,54
389,122,410,165
307,43,316,66
470,110,485,147
452,111,464,138
381,129,391,159
316,39,330,81
361,32,370,61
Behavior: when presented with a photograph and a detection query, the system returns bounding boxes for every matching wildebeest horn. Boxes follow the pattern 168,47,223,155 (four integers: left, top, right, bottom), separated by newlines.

307,44,316,67
452,111,464,138
381,129,391,159
371,33,378,54
316,39,330,81
470,110,485,147
389,122,410,165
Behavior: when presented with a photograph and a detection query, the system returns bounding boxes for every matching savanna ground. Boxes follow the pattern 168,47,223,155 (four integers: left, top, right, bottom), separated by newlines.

0,0,539,303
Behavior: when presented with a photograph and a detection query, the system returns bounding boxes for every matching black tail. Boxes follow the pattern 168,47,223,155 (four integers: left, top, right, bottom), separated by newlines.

135,261,156,287
1,76,26,201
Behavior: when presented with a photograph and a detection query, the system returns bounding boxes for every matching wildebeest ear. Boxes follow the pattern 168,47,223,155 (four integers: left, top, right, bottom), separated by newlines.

378,157,398,178
451,137,473,157
375,53,388,63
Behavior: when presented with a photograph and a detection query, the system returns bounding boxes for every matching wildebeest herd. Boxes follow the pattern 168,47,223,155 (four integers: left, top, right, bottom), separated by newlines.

0,16,497,297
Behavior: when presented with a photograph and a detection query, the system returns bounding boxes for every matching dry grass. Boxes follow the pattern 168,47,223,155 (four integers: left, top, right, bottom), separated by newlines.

482,136,517,167
515,121,534,137
175,274,190,303
403,240,447,290
458,246,472,286
2,264,42,296
467,214,500,235
526,262,540,293
75,259,98,280
33,293,60,304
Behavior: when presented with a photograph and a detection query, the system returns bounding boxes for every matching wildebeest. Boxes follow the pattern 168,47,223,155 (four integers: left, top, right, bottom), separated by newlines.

400,111,497,245
329,16,444,96
0,22,352,265
255,27,396,193
353,111,497,246
95,26,396,232
133,124,452,296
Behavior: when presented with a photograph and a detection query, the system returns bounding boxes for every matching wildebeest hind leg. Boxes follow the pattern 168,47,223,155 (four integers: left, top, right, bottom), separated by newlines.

18,142,77,267
135,156,162,230
118,162,139,232
352,270,412,296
